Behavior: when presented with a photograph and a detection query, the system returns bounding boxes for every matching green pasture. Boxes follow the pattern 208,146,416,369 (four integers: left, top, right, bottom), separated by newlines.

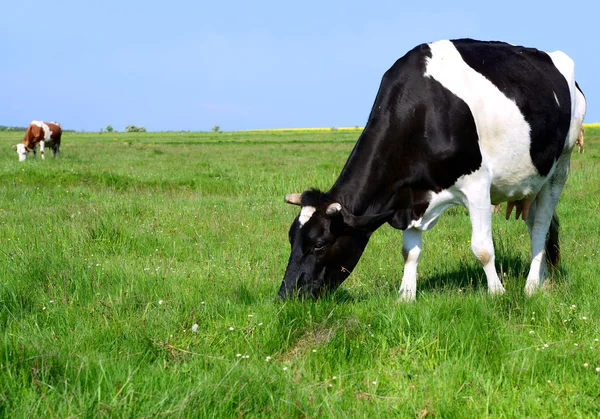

1,128,599,417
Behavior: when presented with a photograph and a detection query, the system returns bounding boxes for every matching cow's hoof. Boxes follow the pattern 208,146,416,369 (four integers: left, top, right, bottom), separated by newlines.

524,281,540,296
397,288,416,303
488,283,505,296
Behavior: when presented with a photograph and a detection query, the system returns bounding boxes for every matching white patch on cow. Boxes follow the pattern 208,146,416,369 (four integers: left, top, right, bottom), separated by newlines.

40,122,52,142
299,206,316,227
553,92,560,107
31,120,43,127
424,40,541,203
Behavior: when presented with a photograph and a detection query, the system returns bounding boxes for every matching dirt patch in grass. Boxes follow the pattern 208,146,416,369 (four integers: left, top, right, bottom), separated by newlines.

280,326,335,362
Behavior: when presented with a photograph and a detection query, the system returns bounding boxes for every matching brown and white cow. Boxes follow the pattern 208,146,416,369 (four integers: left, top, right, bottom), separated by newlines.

576,126,585,153
15,121,62,161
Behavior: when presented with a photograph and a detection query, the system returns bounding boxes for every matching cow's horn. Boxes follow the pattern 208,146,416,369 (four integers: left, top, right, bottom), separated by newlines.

326,203,342,216
284,193,302,205
12,144,18,149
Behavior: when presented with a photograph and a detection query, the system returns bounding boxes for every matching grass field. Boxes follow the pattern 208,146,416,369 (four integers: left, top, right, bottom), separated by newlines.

1,127,599,417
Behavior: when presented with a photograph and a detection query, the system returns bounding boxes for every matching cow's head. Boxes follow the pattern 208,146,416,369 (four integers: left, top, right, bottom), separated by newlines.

279,189,394,299
14,144,28,161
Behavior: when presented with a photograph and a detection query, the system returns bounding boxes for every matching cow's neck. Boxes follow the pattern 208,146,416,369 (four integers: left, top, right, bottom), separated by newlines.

328,121,406,216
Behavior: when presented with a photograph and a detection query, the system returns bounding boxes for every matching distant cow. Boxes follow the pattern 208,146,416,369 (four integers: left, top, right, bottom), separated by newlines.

279,39,586,301
15,121,62,161
576,126,585,153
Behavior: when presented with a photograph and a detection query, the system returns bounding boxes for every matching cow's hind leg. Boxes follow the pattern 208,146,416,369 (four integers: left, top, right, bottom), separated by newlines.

524,163,567,295
398,228,422,302
39,140,46,160
465,181,505,295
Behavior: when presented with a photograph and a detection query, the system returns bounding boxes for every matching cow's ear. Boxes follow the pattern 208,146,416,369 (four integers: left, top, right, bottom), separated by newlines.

341,209,395,232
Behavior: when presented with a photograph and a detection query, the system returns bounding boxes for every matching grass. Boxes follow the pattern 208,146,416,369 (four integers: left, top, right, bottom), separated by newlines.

1,127,600,417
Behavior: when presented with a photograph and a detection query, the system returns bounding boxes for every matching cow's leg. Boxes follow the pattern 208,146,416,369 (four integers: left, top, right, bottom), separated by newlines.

524,159,568,295
53,144,60,157
39,140,45,160
466,188,505,295
398,228,422,302
524,193,554,295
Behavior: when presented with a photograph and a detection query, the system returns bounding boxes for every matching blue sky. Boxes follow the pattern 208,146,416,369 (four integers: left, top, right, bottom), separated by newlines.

1,0,598,131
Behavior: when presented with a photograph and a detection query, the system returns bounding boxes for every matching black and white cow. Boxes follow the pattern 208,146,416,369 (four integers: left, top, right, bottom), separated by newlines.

279,39,586,301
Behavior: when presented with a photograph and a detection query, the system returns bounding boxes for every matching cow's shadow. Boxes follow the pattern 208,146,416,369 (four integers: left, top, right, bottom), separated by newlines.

335,254,567,302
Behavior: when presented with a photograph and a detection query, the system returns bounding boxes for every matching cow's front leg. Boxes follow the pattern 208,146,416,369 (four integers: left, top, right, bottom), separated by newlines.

39,140,45,159
468,197,505,295
398,228,422,302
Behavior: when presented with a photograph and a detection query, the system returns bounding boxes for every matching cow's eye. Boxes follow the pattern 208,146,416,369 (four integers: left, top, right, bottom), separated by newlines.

314,242,327,252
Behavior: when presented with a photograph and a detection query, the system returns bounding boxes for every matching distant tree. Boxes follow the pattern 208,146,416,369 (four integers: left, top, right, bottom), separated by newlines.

106,125,114,132
212,125,220,133
0,125,27,131
125,125,146,132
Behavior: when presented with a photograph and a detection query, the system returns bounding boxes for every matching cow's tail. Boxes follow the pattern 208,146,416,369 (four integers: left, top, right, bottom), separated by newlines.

545,211,560,269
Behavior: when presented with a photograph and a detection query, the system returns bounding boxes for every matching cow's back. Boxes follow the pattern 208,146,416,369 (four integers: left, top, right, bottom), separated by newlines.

453,40,572,174
421,39,583,202
44,122,62,146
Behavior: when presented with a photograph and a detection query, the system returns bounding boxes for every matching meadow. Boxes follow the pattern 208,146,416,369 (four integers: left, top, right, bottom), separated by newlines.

1,127,599,417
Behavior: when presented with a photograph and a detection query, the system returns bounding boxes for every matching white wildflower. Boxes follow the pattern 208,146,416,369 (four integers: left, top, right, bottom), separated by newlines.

191,324,199,333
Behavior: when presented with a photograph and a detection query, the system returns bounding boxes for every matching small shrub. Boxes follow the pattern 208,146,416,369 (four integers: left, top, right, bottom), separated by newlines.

125,125,146,133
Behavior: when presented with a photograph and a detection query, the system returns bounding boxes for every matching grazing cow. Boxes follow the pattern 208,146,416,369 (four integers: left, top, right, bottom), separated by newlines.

15,121,62,161
576,126,585,153
279,39,586,301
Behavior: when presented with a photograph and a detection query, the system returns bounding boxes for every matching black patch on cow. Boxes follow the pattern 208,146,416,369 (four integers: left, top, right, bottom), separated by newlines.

300,189,334,208
453,39,572,176
330,43,481,227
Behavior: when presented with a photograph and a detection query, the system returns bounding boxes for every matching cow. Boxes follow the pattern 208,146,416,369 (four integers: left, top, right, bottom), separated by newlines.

279,39,586,301
15,121,62,161
576,126,585,153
